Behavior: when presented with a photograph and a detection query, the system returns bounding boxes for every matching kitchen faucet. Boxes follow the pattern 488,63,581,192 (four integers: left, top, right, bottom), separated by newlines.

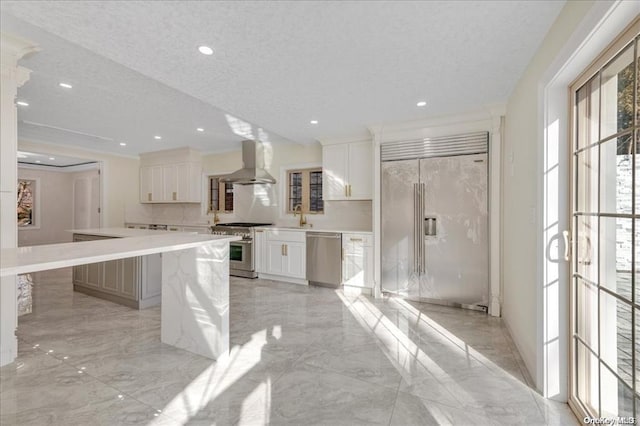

293,204,307,227
210,209,220,225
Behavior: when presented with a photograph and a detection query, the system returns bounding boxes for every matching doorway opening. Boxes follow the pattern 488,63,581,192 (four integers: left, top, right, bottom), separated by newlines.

17,151,102,246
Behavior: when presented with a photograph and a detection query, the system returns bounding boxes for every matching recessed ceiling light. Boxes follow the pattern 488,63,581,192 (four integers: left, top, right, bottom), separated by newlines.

35,160,41,163
196,128,204,132
59,82,72,89
310,120,318,125
198,45,214,55
49,157,55,160
119,142,127,146
416,101,427,107
154,135,162,140
16,101,29,107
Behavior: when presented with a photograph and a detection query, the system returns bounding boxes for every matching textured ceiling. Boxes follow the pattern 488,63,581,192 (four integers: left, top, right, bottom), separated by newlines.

2,1,565,155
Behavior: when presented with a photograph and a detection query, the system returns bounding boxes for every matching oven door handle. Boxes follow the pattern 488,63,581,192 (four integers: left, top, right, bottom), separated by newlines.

231,240,252,244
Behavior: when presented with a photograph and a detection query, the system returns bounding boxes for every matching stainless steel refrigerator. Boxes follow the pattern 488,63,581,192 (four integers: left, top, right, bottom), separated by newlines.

381,132,489,311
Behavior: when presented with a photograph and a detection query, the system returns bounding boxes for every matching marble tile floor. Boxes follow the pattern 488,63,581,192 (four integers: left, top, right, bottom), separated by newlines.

0,268,579,425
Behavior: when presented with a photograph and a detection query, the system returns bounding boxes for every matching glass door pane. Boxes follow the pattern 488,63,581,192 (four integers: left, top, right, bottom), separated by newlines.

571,34,639,420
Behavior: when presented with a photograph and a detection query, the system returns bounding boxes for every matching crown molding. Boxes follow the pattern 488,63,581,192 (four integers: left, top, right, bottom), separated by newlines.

18,162,100,173
18,137,140,161
318,133,372,146
369,107,503,144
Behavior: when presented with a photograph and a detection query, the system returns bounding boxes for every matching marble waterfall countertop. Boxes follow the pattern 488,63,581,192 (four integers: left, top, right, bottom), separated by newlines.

67,227,188,238
0,232,240,277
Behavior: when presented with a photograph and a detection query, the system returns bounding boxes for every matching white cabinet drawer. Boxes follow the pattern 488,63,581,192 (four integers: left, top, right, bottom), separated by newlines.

342,233,372,246
266,229,306,243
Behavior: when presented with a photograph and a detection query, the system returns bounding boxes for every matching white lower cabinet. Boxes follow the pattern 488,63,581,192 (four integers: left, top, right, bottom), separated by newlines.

254,229,267,273
342,233,373,290
284,242,305,278
257,229,306,282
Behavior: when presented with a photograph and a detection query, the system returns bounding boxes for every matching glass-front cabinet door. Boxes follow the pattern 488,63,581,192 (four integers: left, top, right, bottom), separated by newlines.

571,25,639,419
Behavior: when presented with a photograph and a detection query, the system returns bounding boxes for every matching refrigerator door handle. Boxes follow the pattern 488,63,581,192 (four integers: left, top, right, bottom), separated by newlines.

413,183,420,274
420,183,426,273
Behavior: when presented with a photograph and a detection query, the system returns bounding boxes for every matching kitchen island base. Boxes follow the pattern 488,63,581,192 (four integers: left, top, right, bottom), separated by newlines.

161,243,229,360
0,232,238,366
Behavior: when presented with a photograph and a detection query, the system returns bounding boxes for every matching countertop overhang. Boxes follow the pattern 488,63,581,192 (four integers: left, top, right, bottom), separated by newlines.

256,226,372,234
67,227,190,238
1,233,240,277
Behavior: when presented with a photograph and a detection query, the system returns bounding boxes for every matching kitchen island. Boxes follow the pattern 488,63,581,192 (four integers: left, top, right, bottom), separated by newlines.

0,230,240,366
68,228,194,309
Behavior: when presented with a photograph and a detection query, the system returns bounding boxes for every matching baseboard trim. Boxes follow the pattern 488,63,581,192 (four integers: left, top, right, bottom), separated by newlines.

257,273,308,286
73,285,159,310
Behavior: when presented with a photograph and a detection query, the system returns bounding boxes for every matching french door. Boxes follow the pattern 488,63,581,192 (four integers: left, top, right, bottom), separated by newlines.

571,21,639,419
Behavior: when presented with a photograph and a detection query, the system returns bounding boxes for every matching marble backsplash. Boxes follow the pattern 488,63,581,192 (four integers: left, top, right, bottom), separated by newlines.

125,190,372,231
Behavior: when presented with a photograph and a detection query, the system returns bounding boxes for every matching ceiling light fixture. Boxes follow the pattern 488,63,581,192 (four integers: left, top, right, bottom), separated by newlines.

49,157,55,160
35,160,41,163
16,101,29,107
310,120,318,125
196,128,204,132
119,142,127,146
154,135,162,140
416,101,427,107
198,45,214,55
59,82,73,89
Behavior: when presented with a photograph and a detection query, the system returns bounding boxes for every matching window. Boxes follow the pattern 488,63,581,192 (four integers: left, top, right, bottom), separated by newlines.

208,176,234,212
17,179,36,227
287,168,323,213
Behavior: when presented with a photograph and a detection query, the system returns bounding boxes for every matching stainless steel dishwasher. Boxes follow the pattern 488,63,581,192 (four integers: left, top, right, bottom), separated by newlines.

306,232,342,288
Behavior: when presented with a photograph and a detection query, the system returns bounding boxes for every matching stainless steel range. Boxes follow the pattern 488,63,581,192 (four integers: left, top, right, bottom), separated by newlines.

211,222,272,278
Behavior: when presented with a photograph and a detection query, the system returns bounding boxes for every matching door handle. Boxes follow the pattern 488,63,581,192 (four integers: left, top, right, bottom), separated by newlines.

562,230,571,262
420,183,426,273
413,183,420,273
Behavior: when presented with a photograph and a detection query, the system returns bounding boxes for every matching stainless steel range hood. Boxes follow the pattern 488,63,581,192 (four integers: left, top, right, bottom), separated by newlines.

221,140,276,185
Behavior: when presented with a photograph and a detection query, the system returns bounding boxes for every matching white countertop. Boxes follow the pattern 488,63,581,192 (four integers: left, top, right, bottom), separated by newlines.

125,221,211,228
257,226,372,234
1,233,240,277
68,227,197,238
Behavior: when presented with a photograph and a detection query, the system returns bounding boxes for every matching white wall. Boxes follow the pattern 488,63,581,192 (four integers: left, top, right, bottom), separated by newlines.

17,165,101,246
18,167,73,246
19,139,140,228
502,0,596,388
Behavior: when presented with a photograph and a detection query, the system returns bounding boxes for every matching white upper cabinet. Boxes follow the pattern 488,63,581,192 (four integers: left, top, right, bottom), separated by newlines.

322,140,373,200
139,148,202,203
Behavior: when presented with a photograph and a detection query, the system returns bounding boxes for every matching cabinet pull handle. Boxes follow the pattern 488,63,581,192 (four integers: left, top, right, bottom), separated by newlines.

350,238,362,242
281,244,285,256
342,249,345,261
256,230,263,233
348,185,352,197
284,244,288,256
172,191,177,201
344,185,348,197
148,193,152,201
